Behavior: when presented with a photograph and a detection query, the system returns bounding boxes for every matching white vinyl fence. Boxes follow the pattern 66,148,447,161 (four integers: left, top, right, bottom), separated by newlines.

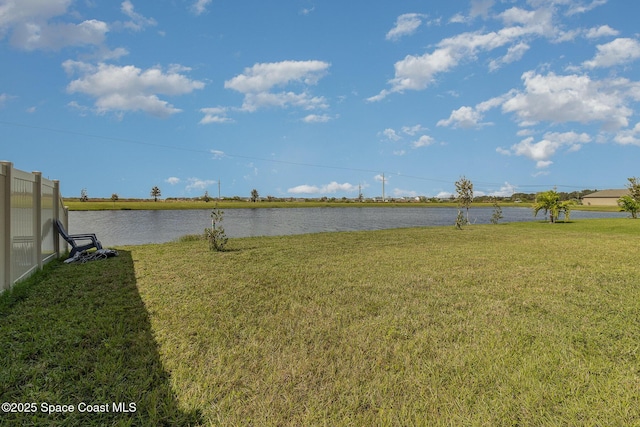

1,161,68,292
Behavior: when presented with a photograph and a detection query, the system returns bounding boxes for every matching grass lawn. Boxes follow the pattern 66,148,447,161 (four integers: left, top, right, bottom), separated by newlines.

1,219,639,425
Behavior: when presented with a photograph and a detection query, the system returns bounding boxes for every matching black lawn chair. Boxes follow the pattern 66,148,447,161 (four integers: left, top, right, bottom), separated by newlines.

54,219,103,258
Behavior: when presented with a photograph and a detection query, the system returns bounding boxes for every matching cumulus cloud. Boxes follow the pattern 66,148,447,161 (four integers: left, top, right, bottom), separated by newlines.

380,128,401,141
64,61,205,117
0,0,109,50
287,181,358,195
582,38,640,69
166,177,181,185
386,13,427,41
499,131,592,168
199,107,233,124
489,42,529,71
401,124,427,135
614,123,640,146
437,106,484,129
224,60,330,112
368,4,564,101
488,182,517,197
502,71,638,130
380,124,436,149
186,177,216,192
412,135,435,148
585,25,619,39
441,71,640,134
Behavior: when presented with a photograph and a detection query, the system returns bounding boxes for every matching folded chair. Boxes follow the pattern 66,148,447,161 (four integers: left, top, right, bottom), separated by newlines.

54,219,103,258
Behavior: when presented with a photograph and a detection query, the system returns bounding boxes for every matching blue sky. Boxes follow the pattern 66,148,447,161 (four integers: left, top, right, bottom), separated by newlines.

1,0,639,199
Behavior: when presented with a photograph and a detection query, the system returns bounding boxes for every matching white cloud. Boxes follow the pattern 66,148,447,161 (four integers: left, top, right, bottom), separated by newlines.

489,42,529,71
210,150,225,159
191,0,212,16
186,177,215,192
614,123,640,146
412,135,435,148
199,107,233,124
436,191,454,199
565,0,608,16
437,106,484,129
401,124,427,135
13,19,108,51
224,60,330,112
488,182,517,197
582,38,640,69
0,93,13,107
442,71,640,133
502,71,637,131
120,1,156,31
499,131,592,168
386,13,427,41
300,7,315,16
166,177,181,185
287,181,358,195
225,60,329,93
392,188,418,198
470,0,494,19
374,174,387,183
380,128,401,141
585,25,619,39
0,0,109,50
368,4,562,101
64,62,205,117
302,114,332,123
380,125,435,150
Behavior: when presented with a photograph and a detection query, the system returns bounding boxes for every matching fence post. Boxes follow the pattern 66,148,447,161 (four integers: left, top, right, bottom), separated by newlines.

33,171,43,270
53,180,60,258
1,161,12,291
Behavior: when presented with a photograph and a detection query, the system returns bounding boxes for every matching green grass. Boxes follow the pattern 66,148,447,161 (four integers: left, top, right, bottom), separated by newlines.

2,219,640,425
0,254,201,426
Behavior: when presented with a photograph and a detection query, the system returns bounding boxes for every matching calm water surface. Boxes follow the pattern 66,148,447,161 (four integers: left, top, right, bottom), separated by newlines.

68,207,628,247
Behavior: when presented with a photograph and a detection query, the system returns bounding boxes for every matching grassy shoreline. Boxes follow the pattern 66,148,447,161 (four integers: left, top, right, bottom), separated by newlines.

2,219,639,425
63,198,621,213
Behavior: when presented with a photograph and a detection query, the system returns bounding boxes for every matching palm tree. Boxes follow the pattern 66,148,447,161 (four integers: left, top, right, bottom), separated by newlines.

250,189,259,203
534,190,560,223
150,186,161,202
533,189,573,223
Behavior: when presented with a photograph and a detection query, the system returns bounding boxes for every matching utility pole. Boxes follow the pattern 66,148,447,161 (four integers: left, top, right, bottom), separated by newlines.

218,179,221,201
382,173,385,202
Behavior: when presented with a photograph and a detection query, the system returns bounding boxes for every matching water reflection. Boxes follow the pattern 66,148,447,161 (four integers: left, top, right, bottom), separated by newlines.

68,207,627,247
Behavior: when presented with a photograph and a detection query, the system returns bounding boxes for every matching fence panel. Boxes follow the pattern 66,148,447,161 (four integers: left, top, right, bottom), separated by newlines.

0,162,68,292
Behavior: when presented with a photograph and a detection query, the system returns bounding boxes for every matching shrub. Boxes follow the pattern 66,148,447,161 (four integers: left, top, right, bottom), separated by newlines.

205,207,228,251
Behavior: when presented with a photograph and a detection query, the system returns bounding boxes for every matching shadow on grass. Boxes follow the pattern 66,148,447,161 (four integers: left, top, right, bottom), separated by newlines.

0,251,201,426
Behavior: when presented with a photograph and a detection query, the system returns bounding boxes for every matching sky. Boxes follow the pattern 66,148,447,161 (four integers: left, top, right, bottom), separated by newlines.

1,0,639,200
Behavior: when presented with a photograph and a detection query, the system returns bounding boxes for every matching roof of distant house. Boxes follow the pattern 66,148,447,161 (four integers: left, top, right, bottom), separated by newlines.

582,189,629,198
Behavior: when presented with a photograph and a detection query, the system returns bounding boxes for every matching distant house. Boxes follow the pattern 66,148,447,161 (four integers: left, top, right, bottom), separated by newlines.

582,189,629,206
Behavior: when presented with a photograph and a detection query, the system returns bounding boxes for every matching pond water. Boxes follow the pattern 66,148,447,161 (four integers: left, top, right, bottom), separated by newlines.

68,207,628,247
